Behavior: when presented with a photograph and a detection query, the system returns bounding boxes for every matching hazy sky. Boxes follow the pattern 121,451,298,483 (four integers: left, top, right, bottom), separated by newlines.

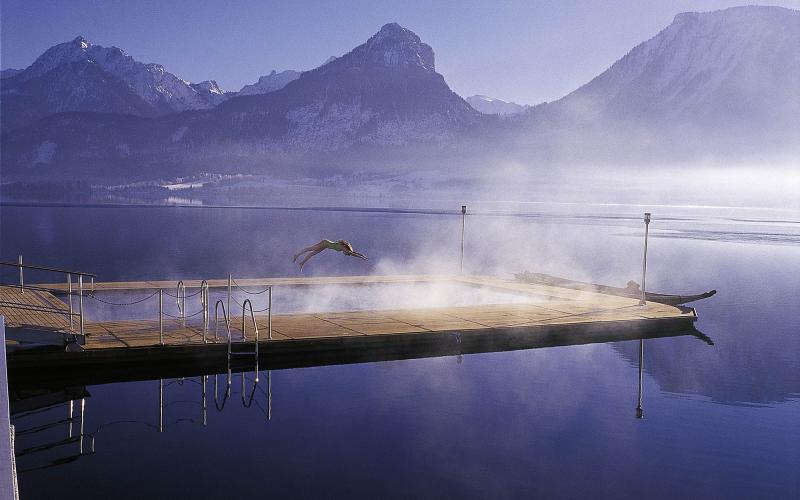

2,1,799,104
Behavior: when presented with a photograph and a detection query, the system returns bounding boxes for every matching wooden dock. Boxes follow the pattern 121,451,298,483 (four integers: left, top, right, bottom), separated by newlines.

2,274,698,377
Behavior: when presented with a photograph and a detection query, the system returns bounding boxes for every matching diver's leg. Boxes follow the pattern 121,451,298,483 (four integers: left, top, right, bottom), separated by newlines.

298,249,324,270
294,241,326,262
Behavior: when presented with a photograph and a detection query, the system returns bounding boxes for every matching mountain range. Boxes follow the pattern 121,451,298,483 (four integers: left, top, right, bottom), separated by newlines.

1,6,798,183
466,95,530,115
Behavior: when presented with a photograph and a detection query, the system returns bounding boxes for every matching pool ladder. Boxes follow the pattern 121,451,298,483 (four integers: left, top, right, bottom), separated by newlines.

214,299,260,364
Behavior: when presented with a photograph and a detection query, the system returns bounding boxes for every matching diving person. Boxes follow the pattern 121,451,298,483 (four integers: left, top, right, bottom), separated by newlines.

293,239,368,270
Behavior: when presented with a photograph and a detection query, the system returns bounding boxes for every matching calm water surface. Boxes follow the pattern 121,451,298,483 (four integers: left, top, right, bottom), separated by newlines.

2,203,799,499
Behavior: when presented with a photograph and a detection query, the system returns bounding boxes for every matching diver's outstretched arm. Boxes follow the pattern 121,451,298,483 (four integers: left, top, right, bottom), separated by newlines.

347,250,369,261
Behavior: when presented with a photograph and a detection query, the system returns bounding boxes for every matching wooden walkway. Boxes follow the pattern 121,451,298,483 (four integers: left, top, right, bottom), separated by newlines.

0,285,70,332
2,274,697,372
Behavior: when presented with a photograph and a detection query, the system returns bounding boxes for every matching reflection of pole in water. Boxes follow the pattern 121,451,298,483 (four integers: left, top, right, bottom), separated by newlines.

68,399,74,439
636,340,644,419
268,370,272,421
79,398,85,453
202,375,208,426
159,379,164,432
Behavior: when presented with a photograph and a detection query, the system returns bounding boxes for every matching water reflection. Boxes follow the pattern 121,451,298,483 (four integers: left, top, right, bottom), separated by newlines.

11,330,674,474
12,395,94,473
11,368,274,473
636,339,644,419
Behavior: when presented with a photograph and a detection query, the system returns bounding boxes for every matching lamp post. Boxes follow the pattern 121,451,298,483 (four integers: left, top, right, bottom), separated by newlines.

460,205,467,274
638,212,651,306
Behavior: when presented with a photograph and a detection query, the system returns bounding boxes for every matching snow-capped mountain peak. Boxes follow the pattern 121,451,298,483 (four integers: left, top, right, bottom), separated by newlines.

238,69,301,95
5,35,231,123
466,95,529,115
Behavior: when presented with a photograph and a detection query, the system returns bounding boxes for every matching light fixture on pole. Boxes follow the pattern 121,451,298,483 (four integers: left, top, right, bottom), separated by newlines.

638,212,651,306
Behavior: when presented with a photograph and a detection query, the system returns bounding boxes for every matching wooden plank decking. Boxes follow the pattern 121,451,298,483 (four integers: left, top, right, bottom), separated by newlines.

0,285,70,331
2,274,697,373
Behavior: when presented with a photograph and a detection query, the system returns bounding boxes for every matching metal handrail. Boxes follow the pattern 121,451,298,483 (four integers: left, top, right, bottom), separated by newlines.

241,299,260,346
200,280,209,341
176,280,186,326
214,300,230,343
0,259,96,277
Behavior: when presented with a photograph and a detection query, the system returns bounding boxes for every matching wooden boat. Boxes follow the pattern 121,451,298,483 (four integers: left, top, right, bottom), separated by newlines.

514,271,716,306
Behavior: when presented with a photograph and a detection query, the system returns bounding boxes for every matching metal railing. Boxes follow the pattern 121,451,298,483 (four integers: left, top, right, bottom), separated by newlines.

241,299,260,359
0,256,95,336
176,280,186,327
2,258,274,347
200,280,209,339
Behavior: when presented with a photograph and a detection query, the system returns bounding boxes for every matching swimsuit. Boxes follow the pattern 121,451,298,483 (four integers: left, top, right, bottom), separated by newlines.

324,240,348,252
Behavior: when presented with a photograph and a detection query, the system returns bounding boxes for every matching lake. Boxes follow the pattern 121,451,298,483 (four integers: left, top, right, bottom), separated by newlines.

2,202,799,499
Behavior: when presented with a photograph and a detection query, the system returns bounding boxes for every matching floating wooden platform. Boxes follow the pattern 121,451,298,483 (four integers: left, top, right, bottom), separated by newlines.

3,274,698,376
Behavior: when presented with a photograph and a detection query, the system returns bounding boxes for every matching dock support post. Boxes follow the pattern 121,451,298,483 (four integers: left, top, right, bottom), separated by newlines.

159,289,164,345
460,205,467,274
18,255,23,293
636,339,644,419
78,275,84,335
67,274,74,332
638,212,651,306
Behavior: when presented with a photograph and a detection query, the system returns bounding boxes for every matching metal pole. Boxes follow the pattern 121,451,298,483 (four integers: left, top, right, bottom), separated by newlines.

460,205,467,274
228,274,232,324
268,286,273,340
201,281,208,343
18,255,24,293
638,212,651,306
636,339,644,419
159,289,164,345
68,273,74,331
78,275,84,335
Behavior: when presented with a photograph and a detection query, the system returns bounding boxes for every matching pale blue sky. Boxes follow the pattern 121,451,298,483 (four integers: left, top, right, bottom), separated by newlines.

2,1,799,104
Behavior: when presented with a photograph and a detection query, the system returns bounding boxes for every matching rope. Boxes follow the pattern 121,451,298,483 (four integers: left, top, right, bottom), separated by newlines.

163,308,205,320
162,288,203,299
231,296,271,313
141,281,203,298
87,290,160,306
230,277,271,295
